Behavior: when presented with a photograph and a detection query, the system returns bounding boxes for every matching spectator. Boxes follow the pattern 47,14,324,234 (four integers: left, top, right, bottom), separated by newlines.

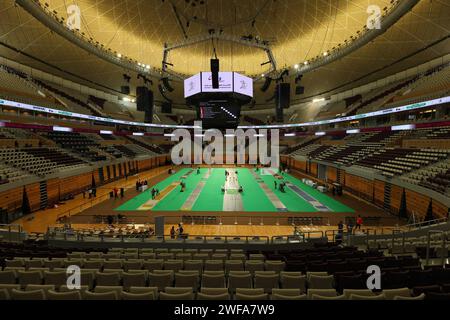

170,226,175,239
356,215,363,231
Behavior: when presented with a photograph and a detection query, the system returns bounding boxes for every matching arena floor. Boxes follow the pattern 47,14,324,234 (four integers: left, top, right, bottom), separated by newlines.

116,168,354,213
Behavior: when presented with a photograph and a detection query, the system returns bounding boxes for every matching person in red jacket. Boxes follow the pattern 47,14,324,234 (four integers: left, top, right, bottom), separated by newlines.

356,215,363,231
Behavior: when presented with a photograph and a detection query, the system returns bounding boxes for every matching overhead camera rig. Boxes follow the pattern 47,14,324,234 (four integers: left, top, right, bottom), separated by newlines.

162,33,277,81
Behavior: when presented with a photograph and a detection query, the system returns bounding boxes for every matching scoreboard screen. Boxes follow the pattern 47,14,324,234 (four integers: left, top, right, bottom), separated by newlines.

198,101,241,129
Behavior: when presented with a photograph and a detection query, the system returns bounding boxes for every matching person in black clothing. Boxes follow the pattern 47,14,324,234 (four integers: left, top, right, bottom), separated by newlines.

106,215,114,226
274,180,278,189
178,223,184,235
170,226,176,239
338,221,344,234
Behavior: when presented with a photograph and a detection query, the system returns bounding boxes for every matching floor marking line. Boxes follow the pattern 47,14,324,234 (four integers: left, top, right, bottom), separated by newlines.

180,169,211,211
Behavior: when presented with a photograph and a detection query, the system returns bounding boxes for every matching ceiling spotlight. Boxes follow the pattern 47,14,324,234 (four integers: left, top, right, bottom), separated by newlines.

294,64,299,69
116,53,122,58
304,61,308,65
323,52,328,56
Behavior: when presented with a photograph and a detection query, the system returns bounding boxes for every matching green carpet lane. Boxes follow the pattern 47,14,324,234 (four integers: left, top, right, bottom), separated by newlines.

191,168,225,211
257,171,317,212
115,168,190,211
283,173,354,213
115,167,354,213
238,168,277,212
152,168,208,211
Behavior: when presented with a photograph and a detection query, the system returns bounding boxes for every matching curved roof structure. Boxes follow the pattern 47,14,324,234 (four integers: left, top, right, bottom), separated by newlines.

0,0,449,108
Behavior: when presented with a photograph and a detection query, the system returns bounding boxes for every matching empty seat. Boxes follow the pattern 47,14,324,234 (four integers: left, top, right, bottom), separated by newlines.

149,273,173,291
394,293,425,300
245,261,264,273
280,273,306,292
307,289,337,300
122,272,147,289
265,261,285,272
123,259,143,271
159,291,195,300
225,260,244,272
103,260,123,269
271,288,306,300
308,275,334,289
94,286,123,297
84,291,118,300
0,271,16,284
254,273,279,293
95,272,121,286
343,289,377,299
383,287,411,300
164,260,184,272
184,260,203,272
47,290,82,300
235,292,268,300
204,260,224,271
175,273,199,290
44,271,67,288
143,259,164,271
197,292,230,300
18,271,43,287
25,284,55,295
202,273,225,288
121,291,155,300
350,293,385,300
83,259,104,270
228,273,252,293
11,289,46,300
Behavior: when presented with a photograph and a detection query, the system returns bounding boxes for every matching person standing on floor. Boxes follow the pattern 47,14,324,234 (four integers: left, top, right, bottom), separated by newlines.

355,215,363,231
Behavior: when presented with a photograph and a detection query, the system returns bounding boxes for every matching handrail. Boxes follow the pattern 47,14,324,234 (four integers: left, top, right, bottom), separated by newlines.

425,230,446,267
406,217,448,230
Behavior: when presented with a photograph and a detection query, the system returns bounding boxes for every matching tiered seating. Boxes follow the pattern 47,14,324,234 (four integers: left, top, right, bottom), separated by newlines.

34,80,104,117
0,242,448,300
354,148,448,177
24,148,85,168
0,163,29,184
44,132,106,162
113,145,137,158
127,136,163,155
0,149,55,176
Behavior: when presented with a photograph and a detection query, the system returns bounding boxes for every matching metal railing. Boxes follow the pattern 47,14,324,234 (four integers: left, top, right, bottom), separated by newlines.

0,224,23,242
46,229,325,245
405,217,448,231
425,230,447,267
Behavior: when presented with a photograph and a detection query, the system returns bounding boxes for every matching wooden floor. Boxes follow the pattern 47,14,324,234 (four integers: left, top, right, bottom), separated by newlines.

68,223,403,239
16,166,170,234
16,166,402,238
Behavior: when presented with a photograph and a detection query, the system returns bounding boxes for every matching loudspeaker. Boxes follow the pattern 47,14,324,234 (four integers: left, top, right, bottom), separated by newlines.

161,102,172,114
211,59,220,89
136,86,149,112
278,83,291,109
261,77,272,92
162,77,174,92
144,91,154,123
155,216,165,237
275,83,290,122
295,85,305,95
121,86,130,95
